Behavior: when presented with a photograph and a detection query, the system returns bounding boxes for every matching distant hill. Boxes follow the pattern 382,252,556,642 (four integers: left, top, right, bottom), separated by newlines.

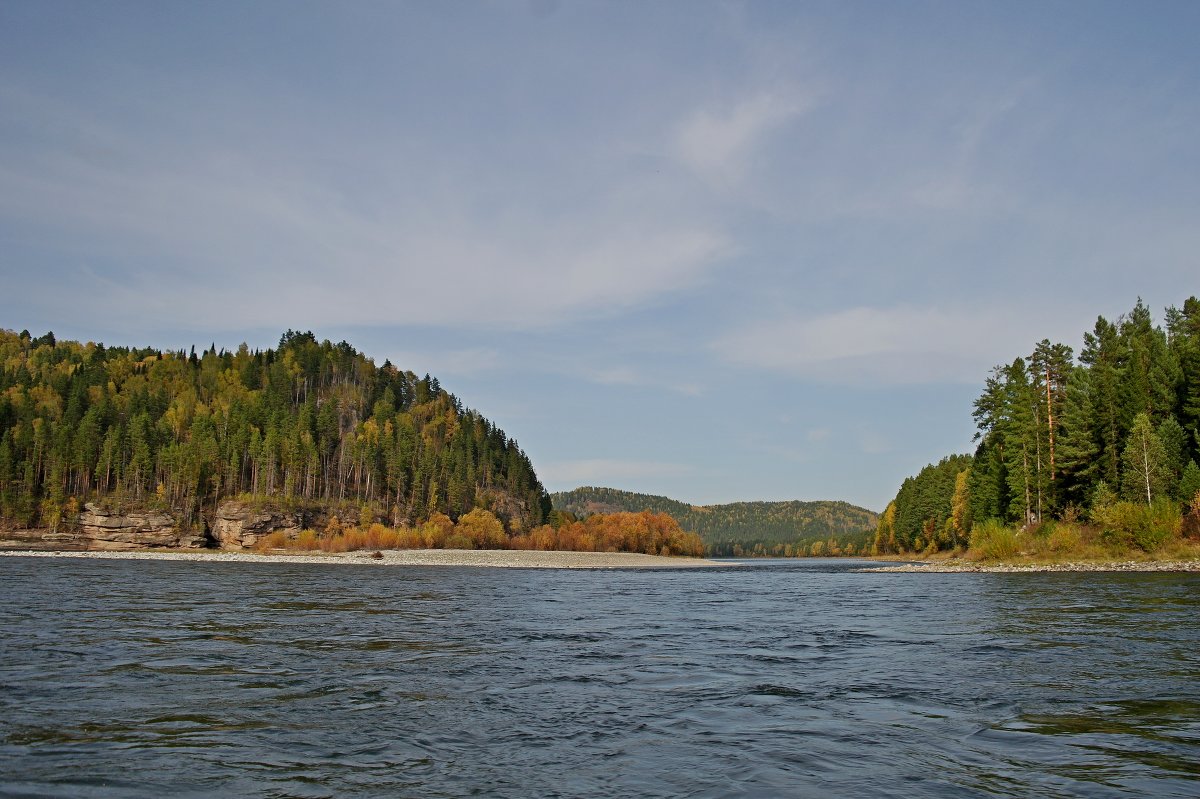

551,487,878,556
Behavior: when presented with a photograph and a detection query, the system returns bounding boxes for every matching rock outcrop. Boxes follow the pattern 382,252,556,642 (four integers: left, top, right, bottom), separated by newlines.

211,501,314,549
1,500,331,552
77,503,207,549
0,504,207,550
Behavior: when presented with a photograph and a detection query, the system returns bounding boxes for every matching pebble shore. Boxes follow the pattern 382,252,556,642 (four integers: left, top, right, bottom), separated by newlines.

862,559,1200,573
0,548,725,569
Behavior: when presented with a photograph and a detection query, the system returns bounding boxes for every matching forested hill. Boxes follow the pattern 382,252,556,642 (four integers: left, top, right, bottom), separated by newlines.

0,329,550,532
551,487,878,556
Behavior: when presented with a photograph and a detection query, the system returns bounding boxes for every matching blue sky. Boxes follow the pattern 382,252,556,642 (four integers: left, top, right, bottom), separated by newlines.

2,1,1197,511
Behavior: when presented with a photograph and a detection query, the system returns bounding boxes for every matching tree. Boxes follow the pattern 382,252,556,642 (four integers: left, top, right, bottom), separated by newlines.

948,469,972,548
1157,416,1188,498
1079,316,1126,486
999,358,1042,526
1055,365,1100,508
1121,413,1171,505
454,508,506,549
872,502,896,554
1178,460,1200,509
1029,339,1074,485
1119,299,1180,423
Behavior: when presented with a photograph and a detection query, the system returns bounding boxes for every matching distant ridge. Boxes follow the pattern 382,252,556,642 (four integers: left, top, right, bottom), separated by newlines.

551,487,878,556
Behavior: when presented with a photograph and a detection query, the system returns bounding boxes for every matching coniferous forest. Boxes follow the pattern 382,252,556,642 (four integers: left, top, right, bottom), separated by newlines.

876,297,1200,556
0,329,550,535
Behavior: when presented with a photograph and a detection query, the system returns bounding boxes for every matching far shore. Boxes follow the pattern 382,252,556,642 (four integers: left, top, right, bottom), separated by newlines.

860,558,1200,573
0,548,727,570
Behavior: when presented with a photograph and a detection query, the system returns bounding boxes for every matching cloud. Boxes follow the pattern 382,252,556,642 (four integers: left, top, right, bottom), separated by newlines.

673,90,813,183
0,82,730,335
711,305,1080,385
540,458,695,486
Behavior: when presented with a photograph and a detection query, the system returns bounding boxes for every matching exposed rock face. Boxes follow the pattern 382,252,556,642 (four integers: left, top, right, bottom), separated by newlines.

0,504,205,551
0,528,91,551
211,501,313,550
77,503,206,549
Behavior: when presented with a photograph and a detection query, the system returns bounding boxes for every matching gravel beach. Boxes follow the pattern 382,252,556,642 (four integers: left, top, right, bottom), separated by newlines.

0,548,726,569
861,559,1200,573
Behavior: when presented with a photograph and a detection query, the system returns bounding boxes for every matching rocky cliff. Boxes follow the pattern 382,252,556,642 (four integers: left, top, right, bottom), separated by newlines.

210,502,320,549
0,504,206,550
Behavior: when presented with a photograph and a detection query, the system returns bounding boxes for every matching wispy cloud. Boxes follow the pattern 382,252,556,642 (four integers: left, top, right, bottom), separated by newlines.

673,90,814,183
711,305,1081,385
0,81,730,335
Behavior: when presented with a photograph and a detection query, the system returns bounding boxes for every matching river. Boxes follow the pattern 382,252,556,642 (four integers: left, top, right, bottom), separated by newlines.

1,557,1197,797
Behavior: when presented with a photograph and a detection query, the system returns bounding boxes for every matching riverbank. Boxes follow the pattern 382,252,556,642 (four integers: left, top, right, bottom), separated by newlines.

0,548,726,569
862,558,1200,573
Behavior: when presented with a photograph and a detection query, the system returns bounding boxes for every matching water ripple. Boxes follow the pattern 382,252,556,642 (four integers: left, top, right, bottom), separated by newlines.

1,558,1198,797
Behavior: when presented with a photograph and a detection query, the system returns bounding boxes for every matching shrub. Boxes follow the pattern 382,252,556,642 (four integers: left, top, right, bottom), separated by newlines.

969,519,1020,560
1045,523,1082,553
444,532,474,550
1183,491,1200,541
1095,500,1181,552
254,530,289,552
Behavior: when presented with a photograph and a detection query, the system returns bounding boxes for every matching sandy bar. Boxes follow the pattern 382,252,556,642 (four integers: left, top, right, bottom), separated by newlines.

860,559,1200,573
0,548,727,569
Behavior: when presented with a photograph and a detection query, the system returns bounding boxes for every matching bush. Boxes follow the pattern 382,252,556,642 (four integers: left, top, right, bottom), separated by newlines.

969,519,1020,560
443,532,474,550
1095,500,1181,552
1045,523,1082,553
1183,491,1200,541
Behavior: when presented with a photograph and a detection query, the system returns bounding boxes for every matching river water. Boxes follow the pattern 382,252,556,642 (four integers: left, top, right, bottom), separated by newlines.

1,557,1197,798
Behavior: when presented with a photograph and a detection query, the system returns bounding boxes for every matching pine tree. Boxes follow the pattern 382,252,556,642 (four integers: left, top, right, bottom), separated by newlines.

1029,339,1074,487
999,358,1041,526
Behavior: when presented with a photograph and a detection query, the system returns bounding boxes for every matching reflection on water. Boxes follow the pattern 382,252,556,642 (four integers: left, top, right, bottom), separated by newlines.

1,557,1198,798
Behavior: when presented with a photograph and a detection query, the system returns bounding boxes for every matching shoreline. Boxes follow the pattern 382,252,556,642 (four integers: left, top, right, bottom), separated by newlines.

0,548,727,570
861,558,1200,573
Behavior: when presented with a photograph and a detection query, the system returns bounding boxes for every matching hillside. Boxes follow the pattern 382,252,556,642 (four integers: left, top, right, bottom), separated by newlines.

552,487,878,556
0,329,550,536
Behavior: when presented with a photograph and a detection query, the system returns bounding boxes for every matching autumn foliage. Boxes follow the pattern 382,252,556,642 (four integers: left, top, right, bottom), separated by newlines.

256,508,705,557
512,510,705,556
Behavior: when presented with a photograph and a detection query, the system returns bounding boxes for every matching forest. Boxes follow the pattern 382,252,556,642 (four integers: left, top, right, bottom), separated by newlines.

0,328,551,535
552,487,877,557
875,297,1200,557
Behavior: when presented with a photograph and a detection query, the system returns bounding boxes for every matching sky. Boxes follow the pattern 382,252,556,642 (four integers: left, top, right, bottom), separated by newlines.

1,1,1197,512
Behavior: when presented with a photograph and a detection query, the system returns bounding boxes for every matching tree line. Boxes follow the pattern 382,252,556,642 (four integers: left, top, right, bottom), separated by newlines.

0,329,550,535
875,297,1200,554
552,486,877,556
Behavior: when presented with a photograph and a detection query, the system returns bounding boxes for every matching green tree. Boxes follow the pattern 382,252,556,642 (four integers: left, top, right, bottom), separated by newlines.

1179,460,1200,508
1121,413,1171,505
1029,339,1074,486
